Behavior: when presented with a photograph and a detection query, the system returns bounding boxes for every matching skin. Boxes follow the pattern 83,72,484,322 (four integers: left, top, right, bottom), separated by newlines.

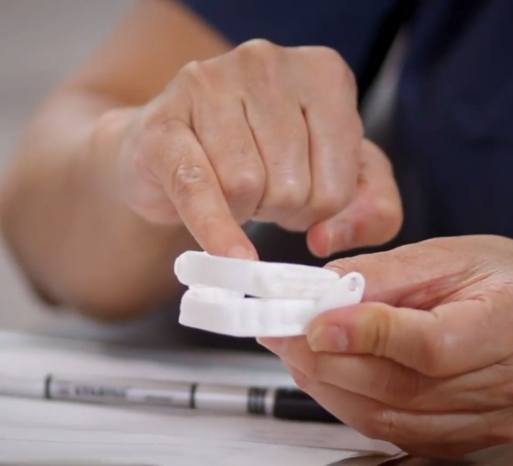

259,235,513,457
7,0,509,456
0,0,401,318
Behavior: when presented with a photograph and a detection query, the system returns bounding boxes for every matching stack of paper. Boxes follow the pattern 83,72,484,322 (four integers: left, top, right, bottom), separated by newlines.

0,331,402,465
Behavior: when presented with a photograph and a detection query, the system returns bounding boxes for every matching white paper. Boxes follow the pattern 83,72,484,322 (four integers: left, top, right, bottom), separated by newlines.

0,331,401,465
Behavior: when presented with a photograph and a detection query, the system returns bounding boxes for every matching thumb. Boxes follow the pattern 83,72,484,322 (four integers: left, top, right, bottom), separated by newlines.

324,237,475,308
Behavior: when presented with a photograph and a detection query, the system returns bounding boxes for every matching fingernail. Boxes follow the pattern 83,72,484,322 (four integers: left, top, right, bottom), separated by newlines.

257,337,286,355
307,325,348,352
227,244,256,260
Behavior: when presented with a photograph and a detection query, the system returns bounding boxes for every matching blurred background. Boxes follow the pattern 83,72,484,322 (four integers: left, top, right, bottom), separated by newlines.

0,0,398,339
0,0,132,336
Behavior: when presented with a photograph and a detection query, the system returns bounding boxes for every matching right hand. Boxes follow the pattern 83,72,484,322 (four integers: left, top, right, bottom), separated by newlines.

102,39,402,258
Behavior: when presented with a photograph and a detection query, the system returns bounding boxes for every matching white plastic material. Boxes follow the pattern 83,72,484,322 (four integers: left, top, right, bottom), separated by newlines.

175,251,365,337
175,251,340,299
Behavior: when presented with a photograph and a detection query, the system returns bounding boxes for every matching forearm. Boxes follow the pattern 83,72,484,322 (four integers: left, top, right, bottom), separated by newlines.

0,0,232,318
0,88,196,318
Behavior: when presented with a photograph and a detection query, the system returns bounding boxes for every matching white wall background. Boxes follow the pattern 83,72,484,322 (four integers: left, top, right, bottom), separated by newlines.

0,0,130,167
0,0,132,334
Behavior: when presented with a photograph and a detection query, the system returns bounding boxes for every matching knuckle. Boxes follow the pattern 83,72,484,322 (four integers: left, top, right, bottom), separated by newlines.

177,60,210,90
310,46,344,65
180,60,203,78
166,126,210,199
313,46,355,86
269,179,309,211
238,38,280,59
140,100,184,136
171,158,210,200
237,39,283,91
223,169,264,202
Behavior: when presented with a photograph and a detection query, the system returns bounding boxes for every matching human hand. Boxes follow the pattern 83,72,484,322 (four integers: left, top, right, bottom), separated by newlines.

101,39,401,258
259,235,513,457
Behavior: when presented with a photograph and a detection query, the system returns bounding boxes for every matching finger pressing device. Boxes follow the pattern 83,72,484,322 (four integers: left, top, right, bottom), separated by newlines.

174,251,365,337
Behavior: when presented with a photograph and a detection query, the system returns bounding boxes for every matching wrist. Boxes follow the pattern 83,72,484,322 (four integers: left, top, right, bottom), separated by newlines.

66,106,196,317
83,106,138,198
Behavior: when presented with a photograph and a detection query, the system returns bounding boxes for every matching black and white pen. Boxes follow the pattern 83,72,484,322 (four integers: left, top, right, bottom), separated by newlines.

0,373,339,424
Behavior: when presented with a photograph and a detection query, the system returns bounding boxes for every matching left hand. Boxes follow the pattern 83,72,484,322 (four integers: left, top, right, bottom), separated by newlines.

259,235,513,458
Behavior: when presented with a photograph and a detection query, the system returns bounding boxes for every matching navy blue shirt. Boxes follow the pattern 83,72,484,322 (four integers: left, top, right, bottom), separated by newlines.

180,0,513,244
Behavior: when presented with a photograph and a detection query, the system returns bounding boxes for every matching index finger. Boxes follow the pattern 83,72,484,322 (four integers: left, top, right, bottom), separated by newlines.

150,120,257,259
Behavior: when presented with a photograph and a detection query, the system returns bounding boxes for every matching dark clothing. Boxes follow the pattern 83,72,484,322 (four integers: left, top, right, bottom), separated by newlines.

173,0,513,349
396,1,513,239
181,0,513,242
